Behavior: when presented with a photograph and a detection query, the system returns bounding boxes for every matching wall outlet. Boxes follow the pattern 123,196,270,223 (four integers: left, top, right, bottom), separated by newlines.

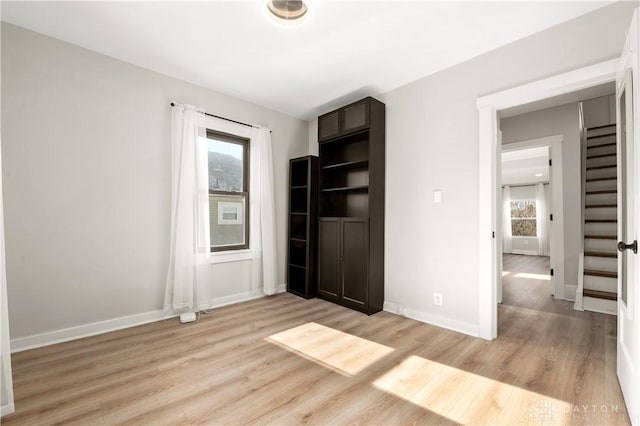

434,293,443,306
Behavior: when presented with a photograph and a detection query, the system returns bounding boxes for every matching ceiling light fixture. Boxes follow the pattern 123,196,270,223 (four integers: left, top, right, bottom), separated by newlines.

535,173,543,177
267,0,308,25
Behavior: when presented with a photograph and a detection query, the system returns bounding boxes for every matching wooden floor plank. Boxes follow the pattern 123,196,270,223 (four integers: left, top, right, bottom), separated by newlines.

2,258,629,425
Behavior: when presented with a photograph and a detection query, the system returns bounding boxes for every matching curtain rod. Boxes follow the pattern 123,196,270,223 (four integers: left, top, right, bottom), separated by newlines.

502,182,549,188
170,103,271,133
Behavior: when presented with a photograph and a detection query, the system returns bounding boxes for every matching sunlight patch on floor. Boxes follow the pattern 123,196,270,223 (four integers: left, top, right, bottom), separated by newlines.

373,355,573,425
266,322,394,376
514,272,550,281
502,271,510,277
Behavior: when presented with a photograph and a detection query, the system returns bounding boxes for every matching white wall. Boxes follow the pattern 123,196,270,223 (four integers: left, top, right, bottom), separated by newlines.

583,94,616,128
500,102,581,284
1,23,309,340
0,93,15,415
327,2,634,334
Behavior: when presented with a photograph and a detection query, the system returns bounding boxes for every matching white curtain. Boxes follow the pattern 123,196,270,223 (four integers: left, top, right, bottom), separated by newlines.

250,127,278,295
502,186,512,254
164,104,212,313
536,183,549,256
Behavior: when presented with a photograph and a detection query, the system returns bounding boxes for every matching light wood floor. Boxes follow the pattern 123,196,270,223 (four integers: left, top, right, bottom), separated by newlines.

502,253,553,312
3,280,629,425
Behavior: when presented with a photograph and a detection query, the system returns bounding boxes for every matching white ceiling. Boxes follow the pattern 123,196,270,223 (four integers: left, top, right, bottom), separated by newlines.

1,1,611,120
502,146,549,186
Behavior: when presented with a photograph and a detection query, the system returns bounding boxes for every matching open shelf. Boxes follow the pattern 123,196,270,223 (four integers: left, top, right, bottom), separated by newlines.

321,185,369,192
289,239,307,268
322,160,369,171
290,186,308,213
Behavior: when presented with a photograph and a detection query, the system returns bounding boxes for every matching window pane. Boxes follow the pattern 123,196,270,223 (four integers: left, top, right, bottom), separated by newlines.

512,219,537,237
210,193,246,248
510,200,536,218
208,139,244,192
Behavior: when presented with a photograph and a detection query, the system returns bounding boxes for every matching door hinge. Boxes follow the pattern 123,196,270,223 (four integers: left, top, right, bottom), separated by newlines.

492,231,495,239
550,213,553,221
549,159,552,166
550,268,554,277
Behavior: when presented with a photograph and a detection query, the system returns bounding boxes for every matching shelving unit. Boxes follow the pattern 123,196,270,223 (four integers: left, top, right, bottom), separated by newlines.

316,97,385,314
286,156,318,299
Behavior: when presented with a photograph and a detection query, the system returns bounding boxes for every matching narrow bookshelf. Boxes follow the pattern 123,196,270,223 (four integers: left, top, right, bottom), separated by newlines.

286,155,318,299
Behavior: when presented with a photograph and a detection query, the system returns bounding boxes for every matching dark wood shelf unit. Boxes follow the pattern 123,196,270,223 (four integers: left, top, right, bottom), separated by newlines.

317,97,385,315
287,156,318,299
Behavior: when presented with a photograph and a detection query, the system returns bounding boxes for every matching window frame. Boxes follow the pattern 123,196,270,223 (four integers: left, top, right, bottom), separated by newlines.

510,199,537,238
206,129,250,253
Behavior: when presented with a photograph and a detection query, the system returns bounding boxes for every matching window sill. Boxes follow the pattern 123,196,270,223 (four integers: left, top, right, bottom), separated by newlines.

209,249,253,264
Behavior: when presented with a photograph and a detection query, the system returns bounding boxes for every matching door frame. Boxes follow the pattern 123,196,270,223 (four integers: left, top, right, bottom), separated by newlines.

476,59,618,340
500,135,564,302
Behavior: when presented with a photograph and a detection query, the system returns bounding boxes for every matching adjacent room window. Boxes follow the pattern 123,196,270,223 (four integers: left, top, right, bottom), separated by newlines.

206,129,249,251
510,200,537,237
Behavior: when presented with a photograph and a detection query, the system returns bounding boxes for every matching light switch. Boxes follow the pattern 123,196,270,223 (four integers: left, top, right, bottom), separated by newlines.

433,190,442,203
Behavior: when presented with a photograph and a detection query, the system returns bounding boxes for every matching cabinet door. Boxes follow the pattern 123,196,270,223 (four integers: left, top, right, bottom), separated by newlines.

318,218,340,300
341,99,369,135
341,218,369,307
318,111,340,142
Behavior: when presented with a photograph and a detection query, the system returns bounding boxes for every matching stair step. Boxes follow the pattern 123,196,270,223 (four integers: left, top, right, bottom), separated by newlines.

583,289,617,300
586,177,617,182
587,124,616,131
585,251,618,258
586,190,617,195
585,234,616,240
584,269,618,278
587,153,617,159
587,133,616,140
587,135,617,148
585,220,617,223
586,165,616,170
586,204,617,208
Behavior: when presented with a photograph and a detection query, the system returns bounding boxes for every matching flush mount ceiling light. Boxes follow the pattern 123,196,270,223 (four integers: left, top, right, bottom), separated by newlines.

267,0,308,25
535,173,543,177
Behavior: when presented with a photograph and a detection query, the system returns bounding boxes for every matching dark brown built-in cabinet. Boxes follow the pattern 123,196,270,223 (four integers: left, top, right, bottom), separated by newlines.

287,156,318,299
317,97,385,314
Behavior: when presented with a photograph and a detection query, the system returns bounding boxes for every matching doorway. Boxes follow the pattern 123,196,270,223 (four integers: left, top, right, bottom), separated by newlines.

500,143,556,313
476,59,617,339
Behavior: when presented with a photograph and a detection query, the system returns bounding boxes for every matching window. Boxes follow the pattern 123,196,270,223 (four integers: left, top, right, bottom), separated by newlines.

206,129,249,252
510,200,537,237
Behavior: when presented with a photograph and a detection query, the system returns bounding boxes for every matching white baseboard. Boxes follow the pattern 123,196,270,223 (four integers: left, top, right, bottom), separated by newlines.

511,249,539,256
277,283,287,293
1,403,15,417
383,301,479,337
10,291,265,353
563,284,578,301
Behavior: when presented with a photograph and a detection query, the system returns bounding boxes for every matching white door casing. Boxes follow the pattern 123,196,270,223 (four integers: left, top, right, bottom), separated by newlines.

497,130,503,304
616,9,639,425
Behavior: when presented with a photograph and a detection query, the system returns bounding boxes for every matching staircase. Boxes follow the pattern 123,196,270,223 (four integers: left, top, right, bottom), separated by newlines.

576,123,618,314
